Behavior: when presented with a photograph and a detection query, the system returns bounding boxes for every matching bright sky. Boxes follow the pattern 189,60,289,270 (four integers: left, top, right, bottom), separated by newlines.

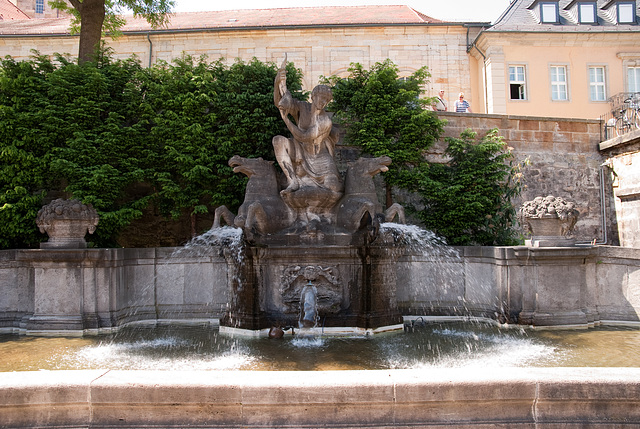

171,0,512,23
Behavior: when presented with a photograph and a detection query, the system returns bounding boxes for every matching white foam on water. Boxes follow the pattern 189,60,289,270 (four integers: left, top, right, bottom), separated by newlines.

58,335,256,371
290,336,326,348
384,326,559,370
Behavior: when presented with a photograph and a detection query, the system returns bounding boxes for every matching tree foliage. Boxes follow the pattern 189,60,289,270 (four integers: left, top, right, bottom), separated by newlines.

323,59,444,206
0,51,303,248
410,129,526,246
325,61,524,246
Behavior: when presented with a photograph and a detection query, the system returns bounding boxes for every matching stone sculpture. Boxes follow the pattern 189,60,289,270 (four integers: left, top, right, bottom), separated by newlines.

212,56,403,244
519,195,579,247
213,155,293,240
280,265,342,317
273,55,343,228
213,57,406,332
337,155,405,234
36,198,99,248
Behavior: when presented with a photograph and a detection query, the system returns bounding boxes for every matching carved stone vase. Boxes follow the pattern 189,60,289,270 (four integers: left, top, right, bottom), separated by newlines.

527,215,566,236
519,196,579,247
36,199,99,248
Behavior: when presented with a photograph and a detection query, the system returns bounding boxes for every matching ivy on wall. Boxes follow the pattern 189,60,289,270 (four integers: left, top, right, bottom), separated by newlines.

0,53,522,248
0,51,303,248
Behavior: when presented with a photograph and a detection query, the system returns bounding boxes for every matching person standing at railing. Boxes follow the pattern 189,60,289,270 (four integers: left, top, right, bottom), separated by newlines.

454,92,471,113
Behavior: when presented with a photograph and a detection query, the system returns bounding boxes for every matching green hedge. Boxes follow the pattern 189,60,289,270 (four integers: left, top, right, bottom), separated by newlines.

0,52,303,248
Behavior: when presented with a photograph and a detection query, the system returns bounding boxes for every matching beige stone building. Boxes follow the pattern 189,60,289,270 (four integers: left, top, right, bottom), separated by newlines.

470,0,640,119
2,0,639,118
0,5,486,103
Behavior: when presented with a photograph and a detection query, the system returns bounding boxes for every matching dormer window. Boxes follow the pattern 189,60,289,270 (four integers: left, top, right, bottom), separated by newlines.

617,2,636,23
541,2,560,22
603,0,637,23
578,2,597,23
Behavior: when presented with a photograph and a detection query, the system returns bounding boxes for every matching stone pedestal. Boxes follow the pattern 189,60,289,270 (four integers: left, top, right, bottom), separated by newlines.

220,234,404,334
23,250,117,334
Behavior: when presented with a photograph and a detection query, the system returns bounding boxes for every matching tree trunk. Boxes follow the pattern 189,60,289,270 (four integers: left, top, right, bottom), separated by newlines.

71,0,106,63
191,213,197,238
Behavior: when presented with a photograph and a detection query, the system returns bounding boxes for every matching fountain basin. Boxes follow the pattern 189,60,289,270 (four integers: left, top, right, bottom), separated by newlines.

1,244,639,335
2,368,640,428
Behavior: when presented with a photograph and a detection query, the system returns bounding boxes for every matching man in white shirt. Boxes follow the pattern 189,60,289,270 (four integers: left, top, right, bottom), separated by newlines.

433,89,448,111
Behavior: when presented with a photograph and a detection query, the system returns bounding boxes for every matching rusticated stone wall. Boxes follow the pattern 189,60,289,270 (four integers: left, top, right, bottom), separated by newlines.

432,112,614,244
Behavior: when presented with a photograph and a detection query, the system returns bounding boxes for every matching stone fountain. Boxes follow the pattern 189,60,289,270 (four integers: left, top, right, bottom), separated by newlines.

212,58,405,334
2,59,640,428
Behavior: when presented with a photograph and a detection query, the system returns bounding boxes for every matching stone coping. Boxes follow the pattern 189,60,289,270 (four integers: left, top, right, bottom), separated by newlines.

1,368,639,428
599,127,640,151
4,315,640,337
436,110,601,124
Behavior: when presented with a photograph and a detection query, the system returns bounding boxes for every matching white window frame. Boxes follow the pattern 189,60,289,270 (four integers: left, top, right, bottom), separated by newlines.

628,66,640,93
617,2,636,23
541,2,560,23
35,0,44,14
578,2,597,23
588,65,607,102
550,65,569,101
508,64,528,101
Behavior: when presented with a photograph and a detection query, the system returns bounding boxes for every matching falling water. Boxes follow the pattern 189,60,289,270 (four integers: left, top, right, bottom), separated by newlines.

377,222,474,317
175,226,245,261
378,222,460,259
299,282,319,329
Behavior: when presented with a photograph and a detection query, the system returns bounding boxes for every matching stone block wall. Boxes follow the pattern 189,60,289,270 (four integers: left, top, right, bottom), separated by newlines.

397,245,640,326
0,248,229,334
433,112,613,244
0,24,474,103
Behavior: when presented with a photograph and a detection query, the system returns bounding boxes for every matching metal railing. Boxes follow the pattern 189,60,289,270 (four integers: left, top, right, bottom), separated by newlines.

601,92,640,140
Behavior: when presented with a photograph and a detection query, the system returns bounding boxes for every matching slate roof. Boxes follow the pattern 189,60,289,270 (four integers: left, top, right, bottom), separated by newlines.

0,5,452,36
0,0,29,21
489,0,640,32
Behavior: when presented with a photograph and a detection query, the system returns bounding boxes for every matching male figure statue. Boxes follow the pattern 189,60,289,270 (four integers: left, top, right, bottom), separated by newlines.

272,58,342,197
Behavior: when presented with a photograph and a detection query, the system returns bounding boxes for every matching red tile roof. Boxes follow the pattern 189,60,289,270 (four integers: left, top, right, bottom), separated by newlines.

0,5,446,35
0,0,29,21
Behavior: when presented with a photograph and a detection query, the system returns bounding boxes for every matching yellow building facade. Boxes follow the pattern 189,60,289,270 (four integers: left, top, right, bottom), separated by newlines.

470,0,640,120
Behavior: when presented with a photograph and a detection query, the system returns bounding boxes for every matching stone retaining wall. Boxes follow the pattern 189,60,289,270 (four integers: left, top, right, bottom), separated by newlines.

434,112,612,244
397,245,640,325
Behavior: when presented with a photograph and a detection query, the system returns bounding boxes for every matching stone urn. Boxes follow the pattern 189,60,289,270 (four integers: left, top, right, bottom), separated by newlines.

519,196,579,247
36,199,99,248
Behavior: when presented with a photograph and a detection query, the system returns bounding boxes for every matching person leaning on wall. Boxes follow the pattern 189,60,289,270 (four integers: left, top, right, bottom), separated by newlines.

454,92,471,113
433,89,448,111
